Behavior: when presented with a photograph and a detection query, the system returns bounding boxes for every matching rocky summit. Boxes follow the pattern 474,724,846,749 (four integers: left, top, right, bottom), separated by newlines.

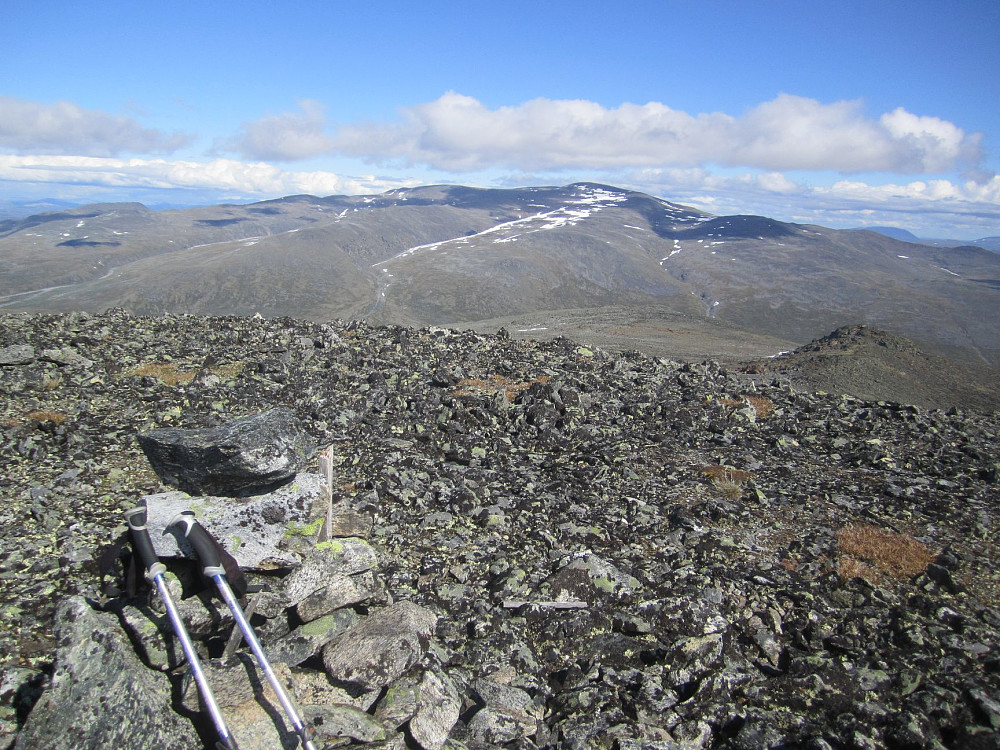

1,308,999,749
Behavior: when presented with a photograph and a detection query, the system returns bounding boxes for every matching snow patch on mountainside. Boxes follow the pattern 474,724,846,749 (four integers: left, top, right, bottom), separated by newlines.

374,185,629,267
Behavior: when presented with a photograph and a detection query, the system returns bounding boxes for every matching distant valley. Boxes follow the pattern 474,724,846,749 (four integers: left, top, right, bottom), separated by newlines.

1,183,998,368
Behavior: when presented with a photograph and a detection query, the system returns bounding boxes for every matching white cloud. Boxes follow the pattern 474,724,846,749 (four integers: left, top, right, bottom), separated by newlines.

0,154,409,197
879,108,982,173
332,92,984,176
1,92,995,238
220,99,336,161
0,96,192,156
820,175,1000,208
754,171,799,194
625,167,1000,236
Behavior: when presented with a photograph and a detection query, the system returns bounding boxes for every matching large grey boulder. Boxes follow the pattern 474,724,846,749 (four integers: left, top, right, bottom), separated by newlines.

322,601,438,690
143,471,328,569
408,669,462,750
138,407,315,496
0,344,34,366
15,597,199,750
269,609,359,666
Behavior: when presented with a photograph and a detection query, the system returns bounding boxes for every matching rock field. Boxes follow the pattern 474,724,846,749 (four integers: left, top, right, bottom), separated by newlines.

1,308,999,749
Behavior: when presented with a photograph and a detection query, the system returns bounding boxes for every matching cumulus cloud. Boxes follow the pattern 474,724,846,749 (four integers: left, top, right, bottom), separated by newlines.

220,99,336,161
0,154,407,197
332,92,984,176
0,97,192,156
625,166,1000,236
878,108,983,172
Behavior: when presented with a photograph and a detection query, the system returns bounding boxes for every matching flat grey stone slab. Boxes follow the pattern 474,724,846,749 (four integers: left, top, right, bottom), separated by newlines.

142,472,327,569
0,344,34,366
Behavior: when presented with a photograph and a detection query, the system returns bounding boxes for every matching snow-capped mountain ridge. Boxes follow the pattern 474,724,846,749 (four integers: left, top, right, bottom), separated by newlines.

0,182,997,365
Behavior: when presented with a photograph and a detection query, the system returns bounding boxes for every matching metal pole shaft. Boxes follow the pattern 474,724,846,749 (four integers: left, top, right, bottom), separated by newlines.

212,574,317,750
126,506,239,750
154,574,240,750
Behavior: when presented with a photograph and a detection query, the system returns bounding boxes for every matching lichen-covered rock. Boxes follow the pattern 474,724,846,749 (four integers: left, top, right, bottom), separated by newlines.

374,673,421,730
295,570,379,622
0,344,35,366
322,601,438,690
116,603,176,670
268,609,359,666
180,656,307,750
138,407,314,496
0,667,45,748
4,311,1000,750
143,472,328,569
282,538,379,607
302,703,388,744
408,669,462,750
545,552,641,601
15,597,199,749
464,678,539,746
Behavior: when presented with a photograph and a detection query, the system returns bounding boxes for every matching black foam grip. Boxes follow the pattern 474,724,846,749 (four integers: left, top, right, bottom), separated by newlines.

182,515,223,572
124,506,159,575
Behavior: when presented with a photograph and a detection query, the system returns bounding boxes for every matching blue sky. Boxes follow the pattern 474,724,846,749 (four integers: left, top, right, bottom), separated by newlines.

2,0,998,238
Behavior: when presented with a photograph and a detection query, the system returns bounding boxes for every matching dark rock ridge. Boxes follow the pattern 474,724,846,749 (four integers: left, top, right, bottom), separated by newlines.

1,309,999,748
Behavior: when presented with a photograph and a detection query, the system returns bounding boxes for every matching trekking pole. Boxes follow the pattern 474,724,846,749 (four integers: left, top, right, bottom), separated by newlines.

124,506,240,750
168,512,318,750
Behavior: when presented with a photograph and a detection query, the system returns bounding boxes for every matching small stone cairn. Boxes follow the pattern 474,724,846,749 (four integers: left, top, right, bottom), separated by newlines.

16,409,470,750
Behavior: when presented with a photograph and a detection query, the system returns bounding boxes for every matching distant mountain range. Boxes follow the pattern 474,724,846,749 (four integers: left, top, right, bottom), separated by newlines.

1,183,998,365
860,225,1000,252
0,198,81,221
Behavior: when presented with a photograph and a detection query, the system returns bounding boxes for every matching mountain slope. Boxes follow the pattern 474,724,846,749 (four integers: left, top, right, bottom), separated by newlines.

1,183,998,365
749,325,1000,411
369,185,707,324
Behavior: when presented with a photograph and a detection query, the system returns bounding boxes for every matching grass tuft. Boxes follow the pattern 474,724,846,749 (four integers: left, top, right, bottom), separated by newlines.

125,362,197,385
210,361,245,378
699,464,752,500
719,395,774,418
27,410,68,425
122,361,244,385
699,464,753,483
745,395,774,419
453,374,551,402
837,523,935,584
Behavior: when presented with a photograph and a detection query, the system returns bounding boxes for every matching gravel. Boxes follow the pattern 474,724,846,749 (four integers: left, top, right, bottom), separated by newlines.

1,308,998,748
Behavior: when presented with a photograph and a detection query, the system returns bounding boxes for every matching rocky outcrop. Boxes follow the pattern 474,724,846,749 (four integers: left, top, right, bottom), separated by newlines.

13,597,200,749
11,433,454,749
1,309,999,749
753,324,1000,411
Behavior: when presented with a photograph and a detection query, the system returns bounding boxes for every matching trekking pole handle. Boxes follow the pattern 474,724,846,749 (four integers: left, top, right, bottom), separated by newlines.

124,506,166,580
168,512,225,577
